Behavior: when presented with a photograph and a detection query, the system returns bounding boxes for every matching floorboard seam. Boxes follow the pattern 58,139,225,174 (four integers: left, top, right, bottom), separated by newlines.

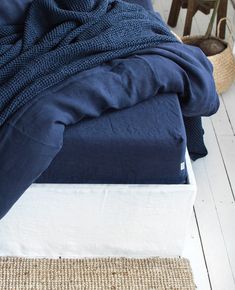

193,208,213,290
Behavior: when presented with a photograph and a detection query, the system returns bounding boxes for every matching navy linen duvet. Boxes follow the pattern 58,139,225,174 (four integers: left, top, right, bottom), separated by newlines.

0,0,219,218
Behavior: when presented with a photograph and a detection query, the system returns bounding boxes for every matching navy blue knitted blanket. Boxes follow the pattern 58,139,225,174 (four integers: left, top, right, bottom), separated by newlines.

0,0,177,126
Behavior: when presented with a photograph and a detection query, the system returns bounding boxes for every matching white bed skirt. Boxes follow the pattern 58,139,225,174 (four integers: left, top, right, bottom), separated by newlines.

0,153,196,258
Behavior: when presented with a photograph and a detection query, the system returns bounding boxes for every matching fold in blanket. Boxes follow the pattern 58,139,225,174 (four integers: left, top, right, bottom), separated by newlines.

0,0,219,218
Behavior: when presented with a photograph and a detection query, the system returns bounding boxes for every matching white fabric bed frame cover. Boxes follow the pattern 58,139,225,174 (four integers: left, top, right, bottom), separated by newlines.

0,153,196,258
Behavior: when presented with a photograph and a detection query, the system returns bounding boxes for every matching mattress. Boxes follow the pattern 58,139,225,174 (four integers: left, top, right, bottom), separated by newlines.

36,93,187,184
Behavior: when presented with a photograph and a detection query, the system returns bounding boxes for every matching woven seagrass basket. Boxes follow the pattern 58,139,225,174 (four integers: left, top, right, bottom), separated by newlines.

182,19,235,94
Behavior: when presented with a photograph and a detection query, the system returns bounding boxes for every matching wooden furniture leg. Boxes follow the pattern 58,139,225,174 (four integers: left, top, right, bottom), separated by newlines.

183,0,197,36
168,0,182,27
216,0,228,39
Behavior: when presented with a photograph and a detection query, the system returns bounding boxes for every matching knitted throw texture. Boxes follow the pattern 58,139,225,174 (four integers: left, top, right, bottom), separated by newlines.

0,0,177,126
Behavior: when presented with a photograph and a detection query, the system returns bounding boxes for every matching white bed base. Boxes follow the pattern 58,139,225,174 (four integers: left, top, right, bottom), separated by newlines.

0,153,196,258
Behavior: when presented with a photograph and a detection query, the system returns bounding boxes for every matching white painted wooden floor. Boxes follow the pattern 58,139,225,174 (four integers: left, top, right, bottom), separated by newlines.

152,1,235,289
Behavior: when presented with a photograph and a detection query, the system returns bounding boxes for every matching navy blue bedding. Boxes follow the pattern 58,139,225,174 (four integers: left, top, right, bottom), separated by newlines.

0,0,177,126
0,0,208,161
36,93,187,184
0,45,219,219
0,0,219,219
0,0,154,26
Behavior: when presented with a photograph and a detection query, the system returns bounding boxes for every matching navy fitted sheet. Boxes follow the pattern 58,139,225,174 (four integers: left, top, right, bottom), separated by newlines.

36,93,187,184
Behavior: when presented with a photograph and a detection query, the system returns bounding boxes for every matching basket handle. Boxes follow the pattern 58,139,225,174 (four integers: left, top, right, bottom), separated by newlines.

217,17,234,46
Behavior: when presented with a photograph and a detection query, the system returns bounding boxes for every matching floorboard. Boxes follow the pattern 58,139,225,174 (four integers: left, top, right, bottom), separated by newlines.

183,212,212,290
222,83,235,133
193,151,235,290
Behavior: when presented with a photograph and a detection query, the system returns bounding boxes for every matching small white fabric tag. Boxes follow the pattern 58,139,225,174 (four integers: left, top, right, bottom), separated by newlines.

180,162,185,171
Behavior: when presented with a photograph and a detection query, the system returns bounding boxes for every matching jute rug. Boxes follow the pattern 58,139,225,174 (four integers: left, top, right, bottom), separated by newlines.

0,257,195,289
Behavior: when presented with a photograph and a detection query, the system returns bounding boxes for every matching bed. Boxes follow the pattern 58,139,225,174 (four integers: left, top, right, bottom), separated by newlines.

0,0,218,257
0,152,196,258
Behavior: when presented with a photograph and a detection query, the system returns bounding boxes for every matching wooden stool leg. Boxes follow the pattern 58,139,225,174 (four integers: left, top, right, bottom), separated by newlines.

216,0,228,39
167,0,181,27
183,0,197,36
